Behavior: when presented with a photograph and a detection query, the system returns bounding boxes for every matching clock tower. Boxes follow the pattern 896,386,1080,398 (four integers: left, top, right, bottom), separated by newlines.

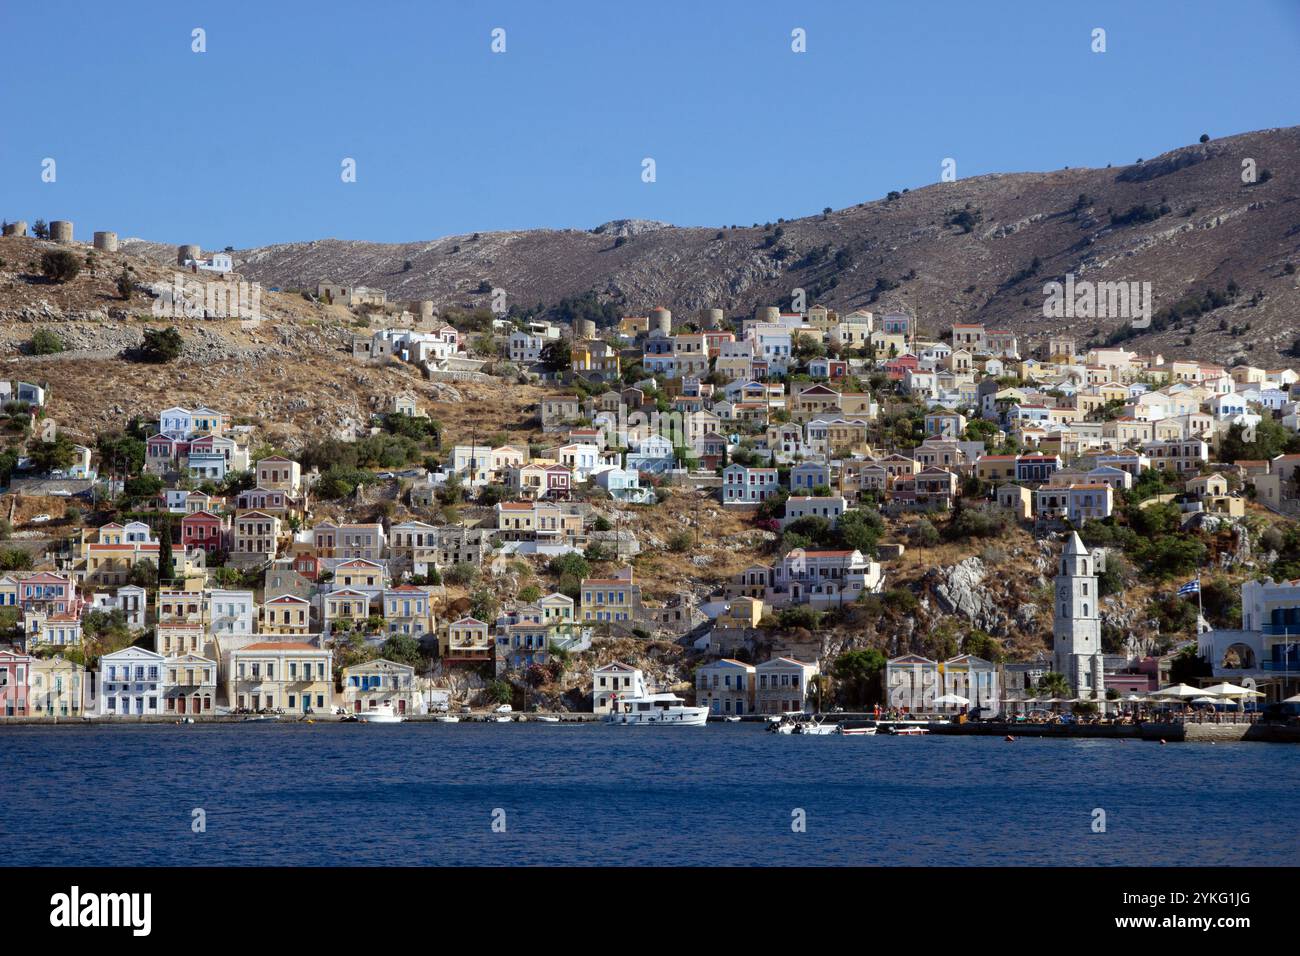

1052,531,1106,700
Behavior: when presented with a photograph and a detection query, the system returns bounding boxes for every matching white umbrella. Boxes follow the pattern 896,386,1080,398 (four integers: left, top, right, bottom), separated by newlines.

1150,683,1207,699
1284,694,1300,704
933,694,970,706
1191,697,1221,705
1201,682,1263,698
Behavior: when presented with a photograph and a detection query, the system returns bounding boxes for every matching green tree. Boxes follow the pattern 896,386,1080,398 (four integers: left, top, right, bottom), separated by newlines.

138,327,184,363
40,250,81,282
540,340,571,373
0,548,34,571
830,649,886,707
123,473,163,501
548,552,590,581
381,633,424,667
158,522,175,583
1036,672,1071,698
29,435,77,474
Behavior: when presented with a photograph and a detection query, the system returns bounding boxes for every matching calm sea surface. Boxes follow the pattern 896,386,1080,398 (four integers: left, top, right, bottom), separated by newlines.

1,723,1295,866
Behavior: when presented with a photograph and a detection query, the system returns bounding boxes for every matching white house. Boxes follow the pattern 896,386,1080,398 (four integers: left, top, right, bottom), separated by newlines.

97,646,165,716
721,464,780,505
782,496,847,528
592,661,645,713
207,589,257,638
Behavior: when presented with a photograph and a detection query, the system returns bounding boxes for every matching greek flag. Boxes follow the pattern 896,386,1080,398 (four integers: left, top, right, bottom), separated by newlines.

1178,578,1201,597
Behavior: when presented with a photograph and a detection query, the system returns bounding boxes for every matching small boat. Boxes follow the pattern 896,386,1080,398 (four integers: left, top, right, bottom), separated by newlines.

357,703,404,724
242,714,281,723
723,715,742,723
838,725,877,736
532,715,560,723
794,716,838,735
606,692,708,727
434,715,460,723
887,726,929,736
493,715,513,723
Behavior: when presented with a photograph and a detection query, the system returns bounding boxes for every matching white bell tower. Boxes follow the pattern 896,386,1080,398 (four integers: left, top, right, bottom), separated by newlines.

1052,532,1106,700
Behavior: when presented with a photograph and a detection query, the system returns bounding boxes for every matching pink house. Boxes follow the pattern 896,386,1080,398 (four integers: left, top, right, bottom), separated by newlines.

19,572,78,616
182,510,227,555
0,649,33,717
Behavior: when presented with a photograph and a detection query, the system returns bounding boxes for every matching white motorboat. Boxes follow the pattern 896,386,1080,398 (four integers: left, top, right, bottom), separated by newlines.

795,718,838,735
723,715,742,723
765,711,815,734
434,715,460,723
356,703,404,724
492,715,513,723
606,692,708,727
532,715,560,723
837,724,877,736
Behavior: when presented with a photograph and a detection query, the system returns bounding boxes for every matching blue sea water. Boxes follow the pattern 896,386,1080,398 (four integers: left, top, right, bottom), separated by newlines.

1,723,1295,867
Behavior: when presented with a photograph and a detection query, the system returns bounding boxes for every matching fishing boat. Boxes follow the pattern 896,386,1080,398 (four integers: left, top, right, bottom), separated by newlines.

492,715,513,723
837,724,877,736
723,715,742,723
356,703,404,724
433,715,460,723
532,715,560,723
885,725,929,736
606,692,708,726
241,714,281,723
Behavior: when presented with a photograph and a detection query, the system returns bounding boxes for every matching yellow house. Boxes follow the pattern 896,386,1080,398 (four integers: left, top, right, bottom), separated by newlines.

443,617,492,662
324,587,374,634
581,568,642,624
227,641,333,714
28,655,85,717
716,596,765,630
261,594,312,635
333,558,388,591
996,484,1033,522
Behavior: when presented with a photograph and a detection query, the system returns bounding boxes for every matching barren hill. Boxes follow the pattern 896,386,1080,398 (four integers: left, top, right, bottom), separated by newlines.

0,235,542,452
197,126,1300,365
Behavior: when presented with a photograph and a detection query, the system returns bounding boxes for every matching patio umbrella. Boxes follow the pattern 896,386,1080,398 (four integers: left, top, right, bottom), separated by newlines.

1191,697,1221,705
1284,694,1300,704
1201,682,1263,698
1150,683,1208,699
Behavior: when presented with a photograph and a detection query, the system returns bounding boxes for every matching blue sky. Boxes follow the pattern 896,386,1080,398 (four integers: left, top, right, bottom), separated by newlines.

4,0,1299,248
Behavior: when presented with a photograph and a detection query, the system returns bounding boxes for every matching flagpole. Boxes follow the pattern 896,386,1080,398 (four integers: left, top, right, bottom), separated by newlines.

1197,572,1204,635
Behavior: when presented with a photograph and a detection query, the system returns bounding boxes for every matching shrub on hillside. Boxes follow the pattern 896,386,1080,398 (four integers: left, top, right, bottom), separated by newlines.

29,328,65,355
40,250,81,283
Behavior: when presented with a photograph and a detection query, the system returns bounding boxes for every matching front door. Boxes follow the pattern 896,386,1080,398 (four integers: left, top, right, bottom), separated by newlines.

398,699,406,714
178,697,186,714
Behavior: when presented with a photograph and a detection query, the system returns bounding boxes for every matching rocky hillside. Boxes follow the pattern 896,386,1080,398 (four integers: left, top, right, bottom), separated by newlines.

0,235,543,452
146,126,1300,366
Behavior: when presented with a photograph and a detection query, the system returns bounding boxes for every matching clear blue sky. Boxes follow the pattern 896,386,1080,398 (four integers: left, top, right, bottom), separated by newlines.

4,0,1299,249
